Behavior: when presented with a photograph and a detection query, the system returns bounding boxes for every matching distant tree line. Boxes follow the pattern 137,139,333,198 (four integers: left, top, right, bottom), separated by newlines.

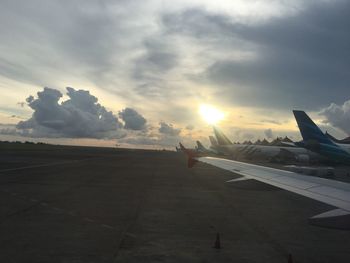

0,140,48,145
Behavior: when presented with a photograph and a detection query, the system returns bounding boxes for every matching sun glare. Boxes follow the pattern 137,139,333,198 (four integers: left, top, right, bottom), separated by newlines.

199,104,225,125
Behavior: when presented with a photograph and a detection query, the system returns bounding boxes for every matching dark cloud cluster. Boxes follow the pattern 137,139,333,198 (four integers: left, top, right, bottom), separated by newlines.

320,100,350,135
119,107,147,130
118,122,187,148
132,38,179,99
0,1,122,89
16,87,125,139
5,86,188,148
162,1,350,109
158,121,181,136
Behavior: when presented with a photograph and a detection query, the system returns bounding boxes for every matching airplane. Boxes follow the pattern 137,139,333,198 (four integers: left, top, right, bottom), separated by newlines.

209,136,219,149
212,126,319,163
196,141,206,152
293,110,350,164
196,140,213,154
325,131,350,145
211,127,250,156
176,143,202,153
179,143,350,230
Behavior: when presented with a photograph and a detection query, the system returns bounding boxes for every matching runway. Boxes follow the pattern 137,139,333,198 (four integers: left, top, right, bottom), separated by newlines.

1,144,350,262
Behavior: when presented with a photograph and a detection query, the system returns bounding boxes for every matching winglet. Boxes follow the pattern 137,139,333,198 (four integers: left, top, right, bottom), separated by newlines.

226,177,250,183
179,143,198,168
309,209,350,230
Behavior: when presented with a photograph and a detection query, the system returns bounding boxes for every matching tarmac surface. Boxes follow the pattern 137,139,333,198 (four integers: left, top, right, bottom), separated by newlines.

1,144,350,262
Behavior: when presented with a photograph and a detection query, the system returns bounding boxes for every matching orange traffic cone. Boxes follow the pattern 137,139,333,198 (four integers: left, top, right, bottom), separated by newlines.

213,232,221,249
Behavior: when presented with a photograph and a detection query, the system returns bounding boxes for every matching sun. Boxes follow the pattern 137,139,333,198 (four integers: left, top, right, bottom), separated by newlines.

199,104,225,125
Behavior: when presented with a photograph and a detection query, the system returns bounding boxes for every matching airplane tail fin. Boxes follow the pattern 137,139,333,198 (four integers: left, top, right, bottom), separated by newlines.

213,126,233,145
293,110,334,145
196,141,207,151
179,143,198,168
209,136,218,147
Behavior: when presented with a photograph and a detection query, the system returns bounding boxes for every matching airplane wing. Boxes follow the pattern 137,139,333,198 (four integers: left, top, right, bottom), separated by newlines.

180,143,350,229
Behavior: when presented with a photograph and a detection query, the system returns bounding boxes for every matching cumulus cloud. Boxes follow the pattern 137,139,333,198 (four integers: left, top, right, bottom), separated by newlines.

158,121,181,136
0,124,20,135
320,100,350,135
119,107,147,130
264,128,274,139
16,87,125,139
117,123,189,149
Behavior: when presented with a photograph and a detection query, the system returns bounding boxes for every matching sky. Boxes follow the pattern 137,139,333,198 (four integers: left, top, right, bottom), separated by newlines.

0,0,349,149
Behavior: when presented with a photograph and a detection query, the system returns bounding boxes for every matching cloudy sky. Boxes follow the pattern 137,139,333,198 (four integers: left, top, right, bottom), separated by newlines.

0,0,349,149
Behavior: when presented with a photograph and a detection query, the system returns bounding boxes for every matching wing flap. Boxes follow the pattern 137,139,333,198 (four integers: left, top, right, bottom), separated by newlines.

267,174,319,189
309,186,350,203
312,208,350,219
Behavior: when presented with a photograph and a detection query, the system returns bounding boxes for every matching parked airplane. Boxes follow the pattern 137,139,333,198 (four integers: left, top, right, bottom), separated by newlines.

211,127,251,156
196,140,215,154
293,110,350,164
179,143,350,229
325,131,350,145
209,136,218,148
212,126,318,163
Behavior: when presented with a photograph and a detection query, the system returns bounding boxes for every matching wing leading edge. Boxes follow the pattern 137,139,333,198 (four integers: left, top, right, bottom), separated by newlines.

196,156,350,230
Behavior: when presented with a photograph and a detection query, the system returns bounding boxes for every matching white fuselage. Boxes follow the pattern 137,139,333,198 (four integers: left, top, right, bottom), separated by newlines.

214,144,319,160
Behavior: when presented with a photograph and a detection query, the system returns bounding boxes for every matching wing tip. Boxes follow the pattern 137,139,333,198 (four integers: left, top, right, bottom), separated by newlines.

309,209,350,230
226,177,249,183
179,142,198,168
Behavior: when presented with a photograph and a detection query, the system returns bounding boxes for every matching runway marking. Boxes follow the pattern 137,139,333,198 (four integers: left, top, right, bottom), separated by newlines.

0,158,92,173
